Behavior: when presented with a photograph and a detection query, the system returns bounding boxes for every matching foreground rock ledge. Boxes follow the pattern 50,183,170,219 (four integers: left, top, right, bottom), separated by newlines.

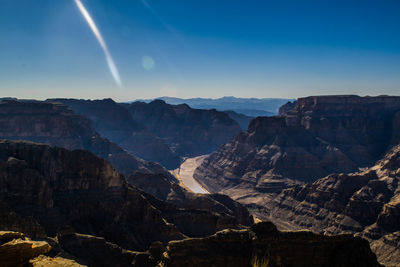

0,231,82,267
161,222,382,267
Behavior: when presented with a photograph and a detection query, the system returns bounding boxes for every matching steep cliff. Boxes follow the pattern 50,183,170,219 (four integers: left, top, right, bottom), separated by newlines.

0,100,165,175
193,95,400,266
126,100,242,158
0,140,385,266
48,98,242,169
0,140,260,266
263,144,400,266
194,95,400,193
48,99,180,169
0,140,183,251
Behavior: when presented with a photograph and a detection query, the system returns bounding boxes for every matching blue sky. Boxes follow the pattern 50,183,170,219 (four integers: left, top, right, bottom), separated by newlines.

0,0,399,100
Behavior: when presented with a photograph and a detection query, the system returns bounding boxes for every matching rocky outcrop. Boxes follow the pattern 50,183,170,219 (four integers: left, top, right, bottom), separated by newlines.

0,231,83,267
161,222,381,267
30,255,85,267
128,173,253,237
264,144,400,266
194,95,400,193
192,95,400,266
30,222,382,267
0,99,165,175
57,231,154,267
48,99,180,169
278,100,296,115
126,100,241,158
0,231,50,267
0,140,183,252
0,140,259,265
48,98,242,169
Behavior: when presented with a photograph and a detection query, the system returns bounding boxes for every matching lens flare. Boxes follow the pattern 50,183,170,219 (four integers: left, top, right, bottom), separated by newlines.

74,0,122,87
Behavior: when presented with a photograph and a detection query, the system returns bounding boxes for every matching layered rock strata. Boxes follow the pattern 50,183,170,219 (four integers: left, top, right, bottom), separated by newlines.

0,100,165,175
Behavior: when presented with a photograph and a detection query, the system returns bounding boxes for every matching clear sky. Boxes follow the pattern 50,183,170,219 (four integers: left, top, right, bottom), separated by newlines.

0,0,399,101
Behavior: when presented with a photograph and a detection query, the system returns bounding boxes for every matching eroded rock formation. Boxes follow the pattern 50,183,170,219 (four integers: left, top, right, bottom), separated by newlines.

0,231,82,267
126,100,241,158
0,140,257,266
128,172,253,237
0,100,165,175
194,95,400,194
161,222,381,267
263,144,400,266
0,140,183,251
193,95,400,266
48,99,180,169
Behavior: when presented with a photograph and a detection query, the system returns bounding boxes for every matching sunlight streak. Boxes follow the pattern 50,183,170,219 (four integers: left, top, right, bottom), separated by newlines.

74,0,122,87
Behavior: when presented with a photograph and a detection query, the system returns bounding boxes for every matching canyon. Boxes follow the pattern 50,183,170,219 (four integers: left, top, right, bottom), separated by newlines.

0,96,399,266
193,95,400,266
49,98,241,169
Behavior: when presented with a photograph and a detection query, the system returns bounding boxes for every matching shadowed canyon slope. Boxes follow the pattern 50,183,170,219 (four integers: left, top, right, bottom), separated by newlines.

126,100,242,159
0,140,378,266
49,98,241,169
0,140,183,251
0,140,255,265
161,222,381,267
0,96,391,266
0,100,165,175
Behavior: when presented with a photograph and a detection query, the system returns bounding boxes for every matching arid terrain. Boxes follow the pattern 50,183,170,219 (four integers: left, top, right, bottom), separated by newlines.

0,96,398,266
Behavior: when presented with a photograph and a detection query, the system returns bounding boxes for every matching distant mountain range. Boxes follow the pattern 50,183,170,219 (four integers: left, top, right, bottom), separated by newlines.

131,96,294,117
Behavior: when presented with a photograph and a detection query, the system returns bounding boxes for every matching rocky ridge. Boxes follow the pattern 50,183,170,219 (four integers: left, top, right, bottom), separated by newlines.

48,99,180,169
192,95,400,266
0,140,256,265
194,95,400,193
48,98,242,169
0,231,82,267
0,100,165,175
126,100,242,159
161,221,381,267
128,172,253,237
263,144,400,266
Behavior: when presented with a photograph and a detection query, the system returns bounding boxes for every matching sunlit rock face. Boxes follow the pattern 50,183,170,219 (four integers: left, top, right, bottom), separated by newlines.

267,144,400,266
194,95,400,193
0,99,166,175
193,95,400,266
